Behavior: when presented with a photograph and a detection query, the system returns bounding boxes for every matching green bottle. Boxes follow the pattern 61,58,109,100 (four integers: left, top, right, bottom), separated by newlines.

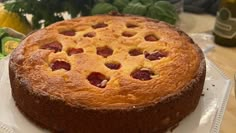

213,0,236,47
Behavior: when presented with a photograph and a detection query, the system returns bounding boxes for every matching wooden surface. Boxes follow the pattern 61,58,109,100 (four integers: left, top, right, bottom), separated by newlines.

180,13,236,133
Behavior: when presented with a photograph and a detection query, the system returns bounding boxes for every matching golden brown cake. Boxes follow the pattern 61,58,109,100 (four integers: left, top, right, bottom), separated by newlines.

9,14,206,133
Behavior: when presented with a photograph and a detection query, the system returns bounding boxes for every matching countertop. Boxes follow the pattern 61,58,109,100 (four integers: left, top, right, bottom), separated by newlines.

180,12,236,133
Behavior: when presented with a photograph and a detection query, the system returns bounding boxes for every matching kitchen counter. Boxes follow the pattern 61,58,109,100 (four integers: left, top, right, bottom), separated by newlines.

180,12,236,133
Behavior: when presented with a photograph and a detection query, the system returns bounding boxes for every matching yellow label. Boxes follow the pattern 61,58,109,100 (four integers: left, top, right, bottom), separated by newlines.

4,41,19,55
227,0,236,3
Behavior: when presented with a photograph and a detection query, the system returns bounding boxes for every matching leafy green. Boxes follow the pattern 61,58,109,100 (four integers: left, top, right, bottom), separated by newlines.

4,0,95,29
146,1,178,24
91,2,118,15
0,53,5,59
0,28,8,52
4,0,178,29
129,0,140,4
92,0,178,24
0,29,8,39
139,0,154,6
122,2,147,16
113,0,130,11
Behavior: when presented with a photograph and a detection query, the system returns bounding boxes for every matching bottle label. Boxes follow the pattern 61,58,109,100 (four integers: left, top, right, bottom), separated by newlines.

214,8,236,39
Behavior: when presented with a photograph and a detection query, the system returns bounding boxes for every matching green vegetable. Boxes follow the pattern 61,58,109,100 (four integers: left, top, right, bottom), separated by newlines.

4,0,178,29
92,0,178,25
130,0,139,3
1,36,20,56
139,0,154,6
0,53,5,59
122,2,147,16
0,28,8,52
0,28,8,39
0,29,5,38
91,2,118,15
146,1,178,24
113,0,130,11
0,28,23,59
4,0,96,29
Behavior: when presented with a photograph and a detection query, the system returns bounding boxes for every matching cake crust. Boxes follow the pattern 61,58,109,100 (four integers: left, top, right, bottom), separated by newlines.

9,15,206,133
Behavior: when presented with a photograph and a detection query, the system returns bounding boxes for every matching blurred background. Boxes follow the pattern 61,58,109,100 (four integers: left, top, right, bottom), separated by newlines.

0,0,220,31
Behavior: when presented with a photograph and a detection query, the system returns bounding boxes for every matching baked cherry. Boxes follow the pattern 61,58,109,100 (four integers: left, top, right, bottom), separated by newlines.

129,49,143,56
96,46,113,58
87,72,109,88
122,31,136,37
131,68,154,81
144,51,166,61
67,48,84,56
145,35,159,41
41,41,62,53
126,23,138,28
51,61,71,71
84,32,96,38
60,30,76,36
92,22,108,29
105,62,121,70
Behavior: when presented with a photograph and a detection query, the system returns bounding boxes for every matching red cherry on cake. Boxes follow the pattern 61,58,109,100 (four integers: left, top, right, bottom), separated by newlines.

92,22,108,29
129,49,143,56
105,62,121,70
144,51,166,61
131,68,154,81
51,61,71,71
84,32,96,38
87,72,109,88
60,30,76,36
67,48,84,56
41,41,62,53
122,31,136,37
96,46,113,58
126,23,138,28
145,35,159,41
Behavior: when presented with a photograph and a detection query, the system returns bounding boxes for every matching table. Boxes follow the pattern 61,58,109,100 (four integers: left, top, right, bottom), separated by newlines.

180,12,236,133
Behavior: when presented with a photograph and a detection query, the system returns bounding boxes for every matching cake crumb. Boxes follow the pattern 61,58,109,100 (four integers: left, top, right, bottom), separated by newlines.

201,93,205,96
212,84,215,87
207,88,209,90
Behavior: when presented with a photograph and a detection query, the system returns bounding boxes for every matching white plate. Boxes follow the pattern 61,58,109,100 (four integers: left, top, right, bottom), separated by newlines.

0,57,231,133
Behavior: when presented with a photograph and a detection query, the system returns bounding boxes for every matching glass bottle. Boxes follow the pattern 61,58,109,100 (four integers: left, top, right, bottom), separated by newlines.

213,0,236,47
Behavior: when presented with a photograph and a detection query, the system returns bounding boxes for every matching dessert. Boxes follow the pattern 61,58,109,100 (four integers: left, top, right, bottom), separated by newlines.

9,15,206,133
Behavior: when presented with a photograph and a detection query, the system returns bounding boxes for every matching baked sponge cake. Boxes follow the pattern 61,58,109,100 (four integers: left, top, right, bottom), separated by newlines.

9,15,206,133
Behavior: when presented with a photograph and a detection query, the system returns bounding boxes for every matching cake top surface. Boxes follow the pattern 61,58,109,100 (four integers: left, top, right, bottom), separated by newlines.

10,15,203,109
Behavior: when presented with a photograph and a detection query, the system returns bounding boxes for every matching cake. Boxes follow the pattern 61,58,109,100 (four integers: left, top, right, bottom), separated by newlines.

9,14,206,133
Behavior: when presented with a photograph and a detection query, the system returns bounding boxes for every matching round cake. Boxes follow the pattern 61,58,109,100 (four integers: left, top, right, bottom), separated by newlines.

9,15,206,133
